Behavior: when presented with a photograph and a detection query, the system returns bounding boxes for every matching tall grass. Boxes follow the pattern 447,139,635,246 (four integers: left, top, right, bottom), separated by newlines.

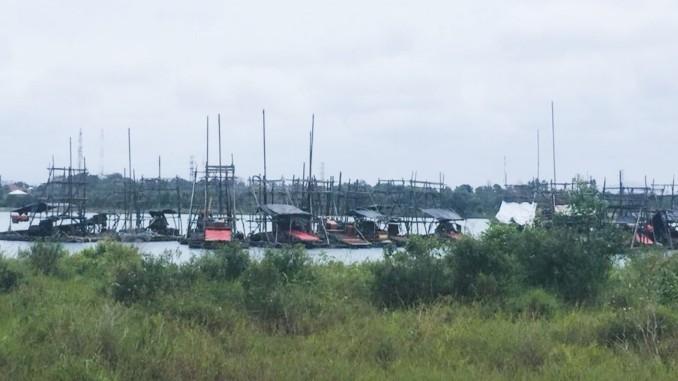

0,239,677,380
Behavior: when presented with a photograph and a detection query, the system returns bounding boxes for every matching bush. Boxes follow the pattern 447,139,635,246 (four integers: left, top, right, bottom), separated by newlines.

193,244,250,281
63,240,141,279
446,234,515,300
597,305,678,357
508,289,561,319
637,252,678,305
241,247,319,333
19,242,66,275
261,245,314,283
0,256,20,292
371,236,452,307
111,253,182,304
486,224,617,303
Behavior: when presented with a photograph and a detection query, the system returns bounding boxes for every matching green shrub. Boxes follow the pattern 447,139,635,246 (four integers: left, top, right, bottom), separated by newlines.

446,235,515,300
63,240,141,279
508,289,561,319
19,242,66,275
371,236,452,307
496,225,616,303
193,244,250,281
0,256,20,292
597,305,678,356
261,245,314,283
638,252,678,305
111,253,182,304
241,247,321,333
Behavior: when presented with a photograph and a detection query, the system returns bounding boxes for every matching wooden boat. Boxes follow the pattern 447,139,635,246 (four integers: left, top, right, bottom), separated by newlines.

324,218,371,247
421,208,464,240
249,204,325,247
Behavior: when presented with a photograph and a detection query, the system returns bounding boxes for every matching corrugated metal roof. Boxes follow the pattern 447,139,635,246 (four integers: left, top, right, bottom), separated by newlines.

350,209,385,219
259,204,311,216
420,208,463,221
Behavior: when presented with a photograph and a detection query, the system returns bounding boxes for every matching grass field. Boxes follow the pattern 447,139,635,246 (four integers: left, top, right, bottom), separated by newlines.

1,233,677,380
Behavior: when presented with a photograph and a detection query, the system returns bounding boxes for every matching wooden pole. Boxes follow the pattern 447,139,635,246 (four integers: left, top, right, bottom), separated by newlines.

218,113,224,215
262,109,267,205
205,116,209,215
537,129,541,183
308,114,315,213
551,101,557,184
127,129,132,228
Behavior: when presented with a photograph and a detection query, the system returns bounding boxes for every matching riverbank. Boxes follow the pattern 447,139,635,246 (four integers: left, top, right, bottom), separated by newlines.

1,228,677,379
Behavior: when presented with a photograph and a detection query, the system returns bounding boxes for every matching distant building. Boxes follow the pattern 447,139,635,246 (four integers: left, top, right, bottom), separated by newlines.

8,189,28,197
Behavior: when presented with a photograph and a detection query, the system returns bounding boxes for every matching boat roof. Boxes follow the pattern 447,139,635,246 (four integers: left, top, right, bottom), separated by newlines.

350,209,385,219
149,209,177,216
663,209,678,222
259,204,311,217
12,202,51,215
420,208,463,221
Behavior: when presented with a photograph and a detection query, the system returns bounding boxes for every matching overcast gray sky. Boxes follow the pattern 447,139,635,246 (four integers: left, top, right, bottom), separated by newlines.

1,0,677,186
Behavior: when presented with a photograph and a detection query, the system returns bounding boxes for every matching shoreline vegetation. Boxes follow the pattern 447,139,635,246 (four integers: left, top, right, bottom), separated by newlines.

2,217,678,379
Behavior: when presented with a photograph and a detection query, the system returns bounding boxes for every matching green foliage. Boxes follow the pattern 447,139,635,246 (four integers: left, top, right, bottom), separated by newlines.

19,241,66,275
370,236,452,307
64,240,142,277
260,245,314,283
4,241,678,378
193,244,250,281
508,289,561,319
478,221,621,302
611,250,678,307
0,256,20,292
513,227,615,302
440,184,504,218
597,305,678,358
111,253,183,304
446,235,515,300
371,212,624,307
241,246,320,333
562,179,608,228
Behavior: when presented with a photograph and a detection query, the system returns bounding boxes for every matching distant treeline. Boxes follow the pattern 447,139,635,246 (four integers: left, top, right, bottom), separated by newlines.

6,174,506,217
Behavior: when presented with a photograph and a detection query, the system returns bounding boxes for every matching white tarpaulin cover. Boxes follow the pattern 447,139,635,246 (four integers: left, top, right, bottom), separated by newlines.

495,201,537,226
554,205,572,215
460,218,491,237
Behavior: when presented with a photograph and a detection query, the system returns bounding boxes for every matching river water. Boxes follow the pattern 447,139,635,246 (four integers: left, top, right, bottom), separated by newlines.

0,210,489,263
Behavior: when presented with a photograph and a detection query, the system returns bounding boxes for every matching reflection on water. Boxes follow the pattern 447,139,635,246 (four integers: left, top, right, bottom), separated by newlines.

0,210,489,264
